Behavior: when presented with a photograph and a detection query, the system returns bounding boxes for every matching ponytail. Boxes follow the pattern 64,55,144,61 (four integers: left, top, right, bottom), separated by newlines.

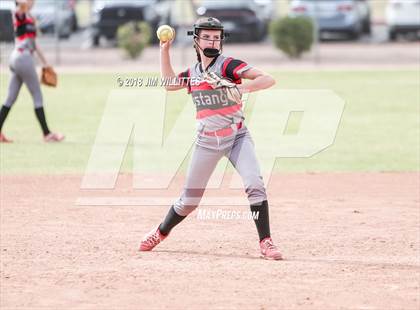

194,45,201,63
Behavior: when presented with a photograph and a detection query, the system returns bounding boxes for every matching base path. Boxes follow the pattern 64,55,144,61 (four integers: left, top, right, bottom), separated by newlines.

0,172,419,309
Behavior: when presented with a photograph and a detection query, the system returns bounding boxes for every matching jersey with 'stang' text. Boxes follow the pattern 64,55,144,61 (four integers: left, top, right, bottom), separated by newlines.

14,12,36,52
178,55,252,133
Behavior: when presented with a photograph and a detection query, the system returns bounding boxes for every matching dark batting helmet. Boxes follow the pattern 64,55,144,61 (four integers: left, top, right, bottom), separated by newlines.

188,17,228,61
187,17,227,40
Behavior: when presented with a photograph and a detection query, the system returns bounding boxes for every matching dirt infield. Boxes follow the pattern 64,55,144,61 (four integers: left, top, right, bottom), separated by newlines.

0,172,419,309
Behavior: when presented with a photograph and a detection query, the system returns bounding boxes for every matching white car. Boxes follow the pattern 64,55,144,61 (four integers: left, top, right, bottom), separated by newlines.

31,0,75,39
289,0,371,39
386,0,420,40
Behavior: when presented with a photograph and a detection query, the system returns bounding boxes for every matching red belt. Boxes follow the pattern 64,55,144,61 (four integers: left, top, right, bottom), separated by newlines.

17,48,33,54
203,122,243,137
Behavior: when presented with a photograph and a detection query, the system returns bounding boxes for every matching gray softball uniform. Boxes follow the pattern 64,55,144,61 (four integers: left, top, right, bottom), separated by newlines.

3,12,43,109
173,55,267,216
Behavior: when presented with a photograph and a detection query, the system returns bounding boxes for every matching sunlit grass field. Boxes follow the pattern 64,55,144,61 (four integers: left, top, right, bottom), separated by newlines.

0,70,418,174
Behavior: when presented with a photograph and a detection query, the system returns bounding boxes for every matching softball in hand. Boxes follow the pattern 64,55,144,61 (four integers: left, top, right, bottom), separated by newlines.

156,25,175,43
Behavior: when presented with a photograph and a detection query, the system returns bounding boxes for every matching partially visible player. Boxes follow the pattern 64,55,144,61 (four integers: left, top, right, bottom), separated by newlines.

139,17,283,260
0,0,64,143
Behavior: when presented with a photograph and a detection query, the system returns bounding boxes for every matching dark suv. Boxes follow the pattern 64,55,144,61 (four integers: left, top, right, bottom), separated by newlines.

196,0,271,42
91,0,162,46
0,0,14,42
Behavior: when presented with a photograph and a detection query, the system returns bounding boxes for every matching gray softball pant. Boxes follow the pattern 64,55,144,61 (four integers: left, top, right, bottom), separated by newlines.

3,50,43,109
173,126,267,216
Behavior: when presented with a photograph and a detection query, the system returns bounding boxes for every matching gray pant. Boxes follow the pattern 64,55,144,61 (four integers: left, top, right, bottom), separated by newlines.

174,126,267,216
3,50,43,109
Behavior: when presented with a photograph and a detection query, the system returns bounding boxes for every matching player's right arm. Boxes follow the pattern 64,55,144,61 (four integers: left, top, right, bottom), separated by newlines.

160,40,185,91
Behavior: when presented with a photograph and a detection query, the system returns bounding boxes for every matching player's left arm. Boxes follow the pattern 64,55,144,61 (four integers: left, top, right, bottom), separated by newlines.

237,68,276,94
34,44,48,67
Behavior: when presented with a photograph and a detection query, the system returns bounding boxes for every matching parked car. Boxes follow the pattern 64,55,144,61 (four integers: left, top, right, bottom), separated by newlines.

0,0,14,42
289,0,371,40
386,0,420,40
31,0,77,39
254,0,278,21
91,0,162,46
68,0,79,31
195,0,271,42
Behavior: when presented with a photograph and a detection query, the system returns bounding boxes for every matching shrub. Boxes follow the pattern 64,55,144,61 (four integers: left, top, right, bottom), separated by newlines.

117,21,151,59
270,16,314,59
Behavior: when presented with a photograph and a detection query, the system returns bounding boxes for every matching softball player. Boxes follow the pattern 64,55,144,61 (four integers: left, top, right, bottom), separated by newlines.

140,17,282,260
0,0,64,143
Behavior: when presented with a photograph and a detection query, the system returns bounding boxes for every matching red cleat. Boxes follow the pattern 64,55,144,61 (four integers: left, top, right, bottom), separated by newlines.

44,132,64,142
139,226,168,251
0,132,13,143
260,237,283,260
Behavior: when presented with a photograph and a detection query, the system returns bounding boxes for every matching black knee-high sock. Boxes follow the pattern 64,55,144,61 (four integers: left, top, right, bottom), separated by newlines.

0,105,11,132
34,107,50,135
250,200,271,242
158,206,186,236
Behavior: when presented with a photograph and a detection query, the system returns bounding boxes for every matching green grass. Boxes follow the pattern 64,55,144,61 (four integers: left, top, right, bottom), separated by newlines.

0,70,419,174
270,70,419,172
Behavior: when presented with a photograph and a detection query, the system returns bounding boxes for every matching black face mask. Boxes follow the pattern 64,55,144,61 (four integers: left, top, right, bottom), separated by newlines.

203,48,220,58
194,36,222,59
